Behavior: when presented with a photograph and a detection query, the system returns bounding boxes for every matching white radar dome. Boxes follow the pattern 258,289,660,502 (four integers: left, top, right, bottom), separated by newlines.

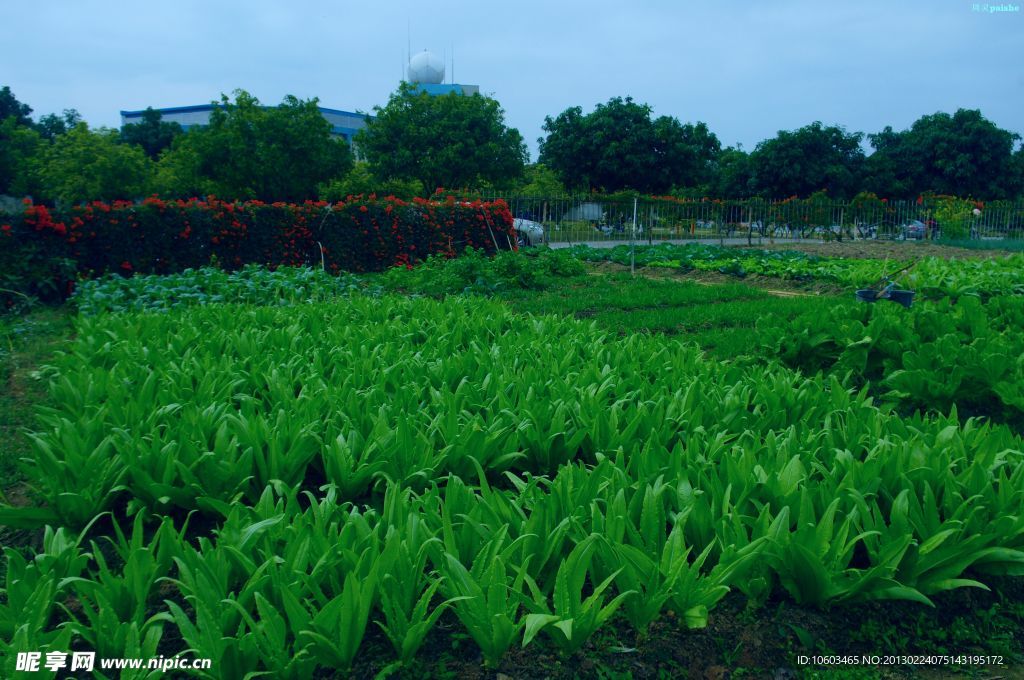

408,50,445,84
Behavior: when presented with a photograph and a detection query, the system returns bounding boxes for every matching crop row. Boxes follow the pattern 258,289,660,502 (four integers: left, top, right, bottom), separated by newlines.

758,295,1024,429
67,257,1024,433
70,248,588,315
3,296,1023,674
570,244,1024,299
71,265,367,315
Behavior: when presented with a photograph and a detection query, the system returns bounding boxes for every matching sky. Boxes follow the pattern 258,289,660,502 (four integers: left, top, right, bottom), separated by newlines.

3,0,1022,159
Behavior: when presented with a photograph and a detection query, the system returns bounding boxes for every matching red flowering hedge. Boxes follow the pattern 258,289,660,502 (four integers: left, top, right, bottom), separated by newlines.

0,195,515,309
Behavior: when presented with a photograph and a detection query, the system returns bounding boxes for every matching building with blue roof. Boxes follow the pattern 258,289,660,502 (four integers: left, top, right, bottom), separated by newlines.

121,50,477,145
119,104,370,144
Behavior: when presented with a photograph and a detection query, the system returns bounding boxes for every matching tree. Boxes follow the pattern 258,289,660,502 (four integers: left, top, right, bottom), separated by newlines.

513,164,567,196
0,116,43,195
538,97,720,194
865,109,1022,199
356,82,528,193
710,147,753,198
0,86,34,126
152,136,204,198
156,90,352,201
120,107,183,159
652,118,720,191
318,162,424,201
34,109,83,141
746,122,865,199
1014,146,1024,196
33,123,154,204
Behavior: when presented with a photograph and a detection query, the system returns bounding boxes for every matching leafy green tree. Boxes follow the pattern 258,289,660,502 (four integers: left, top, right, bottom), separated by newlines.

747,122,865,199
536,106,588,190
157,90,352,201
119,107,184,159
865,109,1022,199
710,147,754,198
152,136,205,198
0,87,43,195
538,97,720,194
0,86,34,126
318,162,424,201
356,82,527,194
33,123,154,204
0,117,43,195
652,117,720,191
1014,146,1024,196
34,109,83,141
513,163,567,196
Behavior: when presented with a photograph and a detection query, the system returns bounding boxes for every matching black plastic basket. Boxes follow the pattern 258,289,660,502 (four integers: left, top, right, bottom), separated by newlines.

855,289,915,308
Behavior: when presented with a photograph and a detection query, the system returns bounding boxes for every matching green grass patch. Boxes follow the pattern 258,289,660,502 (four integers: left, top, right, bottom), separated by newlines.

0,306,73,491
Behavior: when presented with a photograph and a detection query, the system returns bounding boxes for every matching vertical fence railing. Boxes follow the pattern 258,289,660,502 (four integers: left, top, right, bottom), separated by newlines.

484,194,1024,244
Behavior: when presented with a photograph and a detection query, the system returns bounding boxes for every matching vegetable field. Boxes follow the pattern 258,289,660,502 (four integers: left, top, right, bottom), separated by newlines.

572,243,1024,299
2,246,1023,678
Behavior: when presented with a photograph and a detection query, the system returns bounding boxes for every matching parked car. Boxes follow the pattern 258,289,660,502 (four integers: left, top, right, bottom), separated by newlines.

903,219,939,240
513,218,544,247
904,220,927,239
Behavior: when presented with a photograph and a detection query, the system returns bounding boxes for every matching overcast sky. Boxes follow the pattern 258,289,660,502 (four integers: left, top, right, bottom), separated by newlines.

3,0,1022,159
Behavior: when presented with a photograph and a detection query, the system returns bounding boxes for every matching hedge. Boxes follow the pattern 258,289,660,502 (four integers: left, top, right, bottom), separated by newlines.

0,194,516,310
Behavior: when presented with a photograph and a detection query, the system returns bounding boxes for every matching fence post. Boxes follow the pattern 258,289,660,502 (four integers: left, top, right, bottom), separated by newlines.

631,195,637,276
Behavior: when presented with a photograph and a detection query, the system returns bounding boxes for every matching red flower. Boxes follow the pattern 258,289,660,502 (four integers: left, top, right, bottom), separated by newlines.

120,261,133,271
0,224,10,234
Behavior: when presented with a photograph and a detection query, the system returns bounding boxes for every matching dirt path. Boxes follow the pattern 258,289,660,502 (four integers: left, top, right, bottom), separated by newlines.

588,260,841,297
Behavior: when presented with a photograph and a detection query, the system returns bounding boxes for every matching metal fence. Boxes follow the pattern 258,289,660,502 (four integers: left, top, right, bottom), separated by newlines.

485,194,1024,246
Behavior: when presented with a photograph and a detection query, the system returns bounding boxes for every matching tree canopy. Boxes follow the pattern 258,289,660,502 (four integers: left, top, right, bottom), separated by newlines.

34,109,83,142
0,86,34,127
156,90,352,201
33,123,153,204
710,147,754,198
538,97,720,194
865,109,1022,200
120,107,184,159
3,81,1022,204
0,117,43,195
746,122,865,199
356,83,528,193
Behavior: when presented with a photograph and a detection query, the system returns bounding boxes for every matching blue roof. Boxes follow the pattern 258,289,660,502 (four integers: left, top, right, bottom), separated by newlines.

120,104,371,119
